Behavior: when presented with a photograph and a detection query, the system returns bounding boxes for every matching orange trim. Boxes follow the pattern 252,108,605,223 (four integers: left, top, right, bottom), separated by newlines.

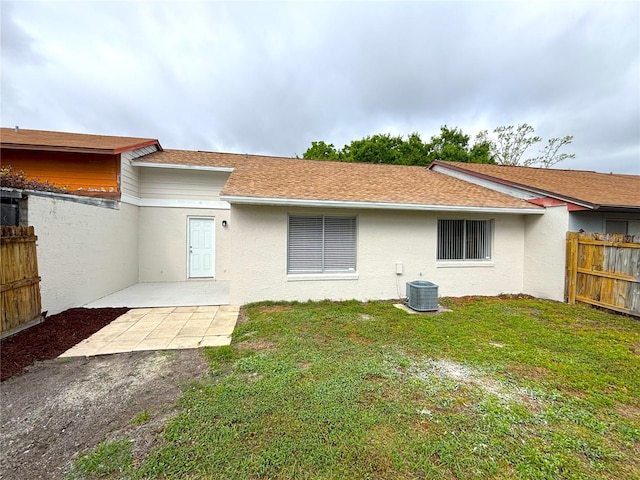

113,139,162,154
567,203,590,211
527,197,590,211
527,197,566,207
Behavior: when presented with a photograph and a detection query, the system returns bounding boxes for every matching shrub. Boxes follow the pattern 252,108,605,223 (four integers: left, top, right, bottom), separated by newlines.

0,165,67,193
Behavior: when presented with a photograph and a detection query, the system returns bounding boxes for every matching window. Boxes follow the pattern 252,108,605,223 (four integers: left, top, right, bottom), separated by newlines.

437,219,492,260
288,215,357,274
605,220,628,235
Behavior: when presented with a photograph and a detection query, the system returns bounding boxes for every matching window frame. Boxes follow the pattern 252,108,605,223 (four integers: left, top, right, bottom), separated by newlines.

287,214,358,275
437,218,493,262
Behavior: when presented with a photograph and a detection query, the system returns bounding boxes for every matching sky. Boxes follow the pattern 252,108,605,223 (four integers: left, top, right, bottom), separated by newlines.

1,1,639,174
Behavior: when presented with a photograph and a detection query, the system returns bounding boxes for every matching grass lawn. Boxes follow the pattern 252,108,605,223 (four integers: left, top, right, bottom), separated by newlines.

71,297,639,479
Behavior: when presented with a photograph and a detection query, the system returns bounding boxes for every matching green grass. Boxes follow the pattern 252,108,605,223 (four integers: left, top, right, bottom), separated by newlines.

131,410,151,426
81,297,640,479
65,439,133,479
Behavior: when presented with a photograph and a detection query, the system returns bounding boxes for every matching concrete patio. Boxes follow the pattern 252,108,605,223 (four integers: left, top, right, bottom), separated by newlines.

60,304,239,357
84,281,230,308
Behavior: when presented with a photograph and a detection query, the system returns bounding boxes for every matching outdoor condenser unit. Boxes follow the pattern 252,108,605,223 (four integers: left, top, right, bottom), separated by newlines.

406,280,439,312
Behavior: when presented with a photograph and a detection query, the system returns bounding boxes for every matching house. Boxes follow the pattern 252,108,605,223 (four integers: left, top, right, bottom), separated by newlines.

2,127,639,315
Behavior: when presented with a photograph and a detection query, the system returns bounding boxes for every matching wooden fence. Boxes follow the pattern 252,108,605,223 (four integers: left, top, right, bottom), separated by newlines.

566,232,640,317
1,226,42,336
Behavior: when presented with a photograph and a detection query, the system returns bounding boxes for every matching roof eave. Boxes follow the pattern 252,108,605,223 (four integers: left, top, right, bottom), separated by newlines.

219,195,544,214
114,139,162,154
130,161,234,172
1,139,161,155
430,161,597,209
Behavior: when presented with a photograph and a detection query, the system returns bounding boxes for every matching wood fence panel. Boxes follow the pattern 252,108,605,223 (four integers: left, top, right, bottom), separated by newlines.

1,226,42,336
566,232,640,317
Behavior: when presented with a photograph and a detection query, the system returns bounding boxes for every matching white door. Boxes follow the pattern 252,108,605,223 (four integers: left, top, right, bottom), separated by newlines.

188,217,215,278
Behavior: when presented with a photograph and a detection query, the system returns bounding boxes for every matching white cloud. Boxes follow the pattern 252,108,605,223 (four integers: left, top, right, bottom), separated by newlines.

1,1,638,173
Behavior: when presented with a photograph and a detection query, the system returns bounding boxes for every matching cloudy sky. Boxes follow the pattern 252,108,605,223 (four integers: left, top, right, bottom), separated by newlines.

2,1,639,173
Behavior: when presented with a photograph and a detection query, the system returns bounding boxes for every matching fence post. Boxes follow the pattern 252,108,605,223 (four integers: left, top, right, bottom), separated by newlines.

565,231,578,303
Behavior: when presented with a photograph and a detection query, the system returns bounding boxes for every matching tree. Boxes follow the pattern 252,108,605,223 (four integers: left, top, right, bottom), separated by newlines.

487,123,575,168
301,141,341,161
425,126,493,164
301,126,494,166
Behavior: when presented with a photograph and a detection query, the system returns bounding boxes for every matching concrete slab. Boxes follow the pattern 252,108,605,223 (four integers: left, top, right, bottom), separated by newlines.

83,281,230,308
60,304,239,358
393,303,452,315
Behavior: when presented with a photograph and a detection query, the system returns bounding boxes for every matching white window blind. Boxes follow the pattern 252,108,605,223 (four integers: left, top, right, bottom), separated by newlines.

438,219,492,260
288,215,357,274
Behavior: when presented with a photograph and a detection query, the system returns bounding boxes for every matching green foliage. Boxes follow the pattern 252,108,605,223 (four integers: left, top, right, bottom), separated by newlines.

65,439,133,479
133,298,639,479
302,123,574,168
302,126,494,166
301,141,341,161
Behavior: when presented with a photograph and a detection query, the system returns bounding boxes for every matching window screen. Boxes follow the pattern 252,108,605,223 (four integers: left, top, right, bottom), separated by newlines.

288,215,357,274
438,219,492,260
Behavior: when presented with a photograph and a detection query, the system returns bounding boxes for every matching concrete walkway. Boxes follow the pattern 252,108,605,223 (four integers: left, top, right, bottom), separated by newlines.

84,281,230,308
60,305,239,358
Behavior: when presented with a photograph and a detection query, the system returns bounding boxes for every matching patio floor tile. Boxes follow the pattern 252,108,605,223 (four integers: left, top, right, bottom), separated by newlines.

206,325,234,336
196,306,219,313
133,338,173,350
167,336,202,349
173,306,199,313
59,305,239,357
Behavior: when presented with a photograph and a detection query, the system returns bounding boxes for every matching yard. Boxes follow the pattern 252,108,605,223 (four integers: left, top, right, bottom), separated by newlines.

49,298,640,478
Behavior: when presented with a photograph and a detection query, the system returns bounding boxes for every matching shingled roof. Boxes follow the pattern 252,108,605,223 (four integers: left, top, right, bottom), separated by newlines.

137,150,542,212
0,127,160,154
430,161,640,209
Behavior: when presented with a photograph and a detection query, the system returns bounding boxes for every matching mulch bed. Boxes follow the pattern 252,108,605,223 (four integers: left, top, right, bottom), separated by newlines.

1,308,129,382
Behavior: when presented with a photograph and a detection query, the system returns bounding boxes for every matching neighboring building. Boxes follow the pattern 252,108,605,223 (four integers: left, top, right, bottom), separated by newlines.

429,161,640,300
0,127,161,198
2,128,639,314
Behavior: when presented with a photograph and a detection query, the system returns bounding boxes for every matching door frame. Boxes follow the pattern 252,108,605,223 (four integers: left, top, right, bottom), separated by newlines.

187,216,216,279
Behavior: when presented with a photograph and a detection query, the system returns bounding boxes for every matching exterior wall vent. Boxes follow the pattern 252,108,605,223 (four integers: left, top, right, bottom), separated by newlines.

406,280,439,312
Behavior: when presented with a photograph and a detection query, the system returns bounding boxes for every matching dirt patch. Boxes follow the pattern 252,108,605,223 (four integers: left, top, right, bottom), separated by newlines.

237,339,278,352
0,306,210,479
1,308,129,382
256,304,294,314
0,349,209,480
407,359,541,408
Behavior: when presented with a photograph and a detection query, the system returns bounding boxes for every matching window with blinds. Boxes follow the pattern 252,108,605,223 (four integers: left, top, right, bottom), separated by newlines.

437,219,492,260
288,215,357,274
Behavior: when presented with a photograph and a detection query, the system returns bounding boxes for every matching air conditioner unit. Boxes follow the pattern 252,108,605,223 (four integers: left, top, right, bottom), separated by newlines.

406,280,439,312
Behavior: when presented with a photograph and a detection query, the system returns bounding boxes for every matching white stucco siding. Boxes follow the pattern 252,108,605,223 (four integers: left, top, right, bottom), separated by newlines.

523,205,569,301
138,207,231,282
139,169,230,201
229,205,527,305
28,195,139,315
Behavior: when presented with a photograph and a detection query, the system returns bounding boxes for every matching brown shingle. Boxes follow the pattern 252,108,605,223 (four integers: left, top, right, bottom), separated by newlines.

0,128,160,154
138,150,540,210
433,161,640,208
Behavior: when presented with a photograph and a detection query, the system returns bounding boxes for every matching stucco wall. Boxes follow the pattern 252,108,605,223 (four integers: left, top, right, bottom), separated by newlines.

523,205,569,301
28,194,139,315
138,206,231,282
229,205,527,305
